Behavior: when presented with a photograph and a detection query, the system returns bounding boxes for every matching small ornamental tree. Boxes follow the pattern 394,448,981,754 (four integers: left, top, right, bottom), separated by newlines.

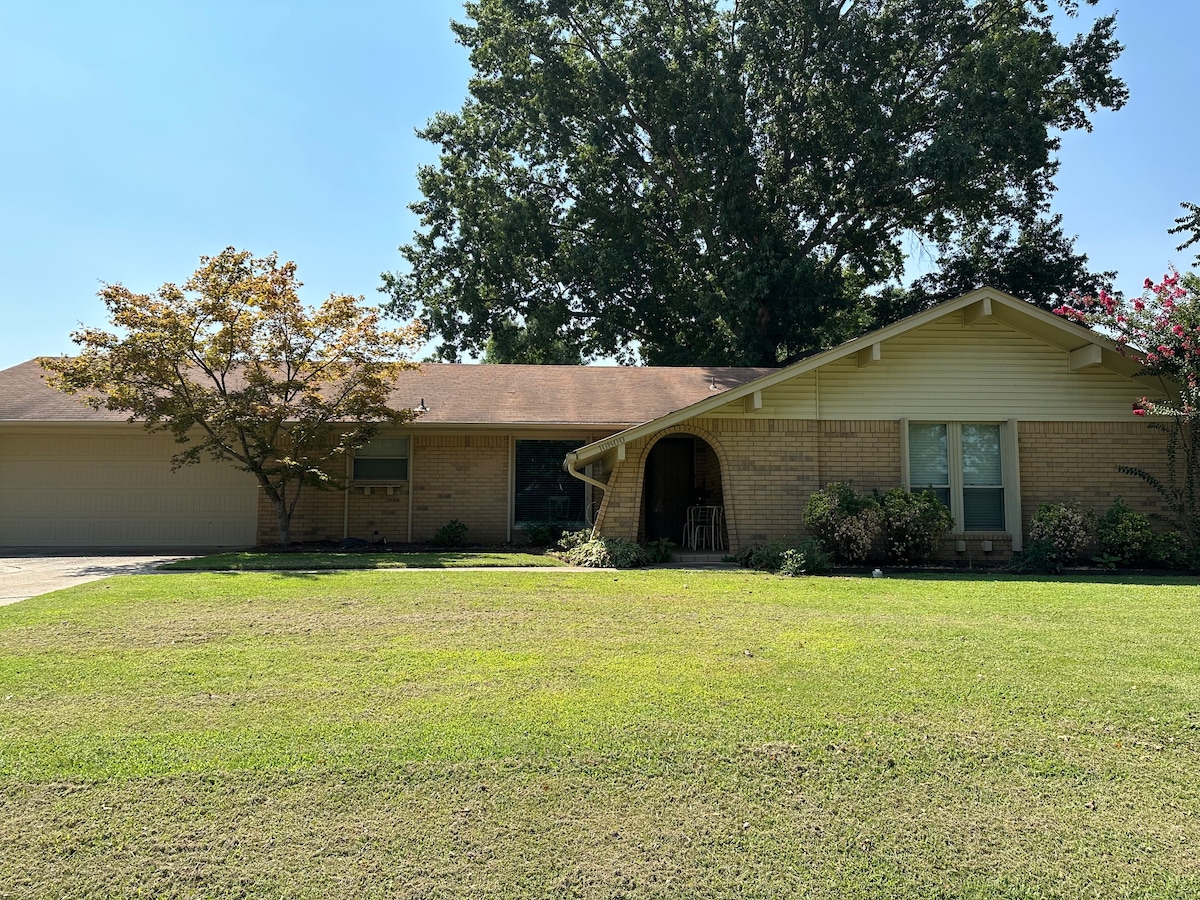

1054,271,1200,551
41,248,424,546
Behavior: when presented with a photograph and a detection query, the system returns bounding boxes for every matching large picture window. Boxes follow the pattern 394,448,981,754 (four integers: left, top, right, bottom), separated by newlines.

907,422,1007,532
352,437,409,481
515,440,585,525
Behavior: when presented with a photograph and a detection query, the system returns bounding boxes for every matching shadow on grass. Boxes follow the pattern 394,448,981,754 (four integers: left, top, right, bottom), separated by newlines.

159,551,563,573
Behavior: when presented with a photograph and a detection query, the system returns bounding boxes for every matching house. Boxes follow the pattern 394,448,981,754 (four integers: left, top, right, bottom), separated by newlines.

0,288,1172,556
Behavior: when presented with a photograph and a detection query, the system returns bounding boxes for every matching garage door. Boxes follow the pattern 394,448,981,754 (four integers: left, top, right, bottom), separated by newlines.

0,427,258,548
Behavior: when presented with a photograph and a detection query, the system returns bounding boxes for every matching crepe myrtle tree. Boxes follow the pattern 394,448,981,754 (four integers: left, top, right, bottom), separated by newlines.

1054,269,1200,551
42,248,424,546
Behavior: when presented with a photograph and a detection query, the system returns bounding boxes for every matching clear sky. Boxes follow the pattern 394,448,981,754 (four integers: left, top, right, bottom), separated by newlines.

1,0,1197,370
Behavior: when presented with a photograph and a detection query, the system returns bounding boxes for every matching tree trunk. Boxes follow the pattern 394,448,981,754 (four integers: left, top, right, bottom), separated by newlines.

271,494,292,547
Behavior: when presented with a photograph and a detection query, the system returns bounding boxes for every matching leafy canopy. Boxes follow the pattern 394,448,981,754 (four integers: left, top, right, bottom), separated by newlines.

42,248,424,544
386,0,1126,366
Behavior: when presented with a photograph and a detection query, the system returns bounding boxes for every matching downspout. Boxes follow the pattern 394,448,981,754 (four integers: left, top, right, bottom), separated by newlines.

566,450,608,493
343,453,351,540
407,440,414,543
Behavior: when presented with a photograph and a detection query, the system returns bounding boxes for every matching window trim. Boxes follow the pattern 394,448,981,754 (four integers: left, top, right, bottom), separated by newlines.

351,436,410,483
901,418,1022,549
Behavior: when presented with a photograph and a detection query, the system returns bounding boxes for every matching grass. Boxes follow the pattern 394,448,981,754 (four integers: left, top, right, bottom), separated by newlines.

1,570,1198,898
160,550,566,571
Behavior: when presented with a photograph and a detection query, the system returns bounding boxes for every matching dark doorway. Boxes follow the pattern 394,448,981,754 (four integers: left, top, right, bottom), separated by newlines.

643,437,694,544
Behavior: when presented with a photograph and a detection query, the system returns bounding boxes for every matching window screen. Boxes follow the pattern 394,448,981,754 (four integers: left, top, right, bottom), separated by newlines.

961,423,1003,530
353,438,409,481
908,423,951,509
515,440,584,524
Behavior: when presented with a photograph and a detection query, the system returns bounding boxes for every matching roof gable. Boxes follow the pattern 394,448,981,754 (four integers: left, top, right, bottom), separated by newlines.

570,288,1148,463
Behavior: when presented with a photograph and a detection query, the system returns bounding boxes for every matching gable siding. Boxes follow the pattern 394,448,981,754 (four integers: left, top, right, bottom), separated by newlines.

708,314,1156,421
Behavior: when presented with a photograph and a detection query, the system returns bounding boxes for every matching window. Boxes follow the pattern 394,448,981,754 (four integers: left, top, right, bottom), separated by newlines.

906,422,1009,532
353,437,409,481
514,440,585,524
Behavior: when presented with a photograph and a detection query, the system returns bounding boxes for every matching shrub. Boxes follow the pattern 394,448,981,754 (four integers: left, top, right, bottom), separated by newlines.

431,518,469,547
804,482,882,564
877,487,953,564
522,520,568,547
645,538,675,564
1028,502,1090,565
1095,497,1156,567
556,528,591,552
557,534,648,568
735,539,790,572
1006,537,1065,575
735,537,831,576
1148,530,1190,570
777,540,833,577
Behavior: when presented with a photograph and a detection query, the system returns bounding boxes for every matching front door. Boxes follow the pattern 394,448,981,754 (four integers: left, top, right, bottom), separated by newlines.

644,437,694,544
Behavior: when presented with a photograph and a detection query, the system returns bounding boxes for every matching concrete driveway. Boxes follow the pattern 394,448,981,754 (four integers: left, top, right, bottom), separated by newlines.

0,553,193,605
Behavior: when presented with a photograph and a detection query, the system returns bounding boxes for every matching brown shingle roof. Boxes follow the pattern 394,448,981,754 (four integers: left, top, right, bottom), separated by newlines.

0,360,775,426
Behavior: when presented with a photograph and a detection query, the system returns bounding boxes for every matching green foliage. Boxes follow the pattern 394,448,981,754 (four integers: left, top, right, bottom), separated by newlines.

482,318,584,365
804,482,883,564
877,488,954,565
521,520,569,547
431,519,469,548
1006,537,1065,575
40,248,423,545
1095,497,1156,567
735,537,831,576
1056,271,1200,553
1028,502,1090,565
387,0,1126,366
556,534,649,568
644,538,675,564
777,541,834,577
555,528,591,552
871,215,1117,327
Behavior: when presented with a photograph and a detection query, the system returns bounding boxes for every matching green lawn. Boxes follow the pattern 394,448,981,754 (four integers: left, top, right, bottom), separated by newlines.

161,550,566,571
1,571,1198,898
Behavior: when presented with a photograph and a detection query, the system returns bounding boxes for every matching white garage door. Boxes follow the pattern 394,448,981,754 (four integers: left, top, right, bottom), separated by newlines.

0,427,258,548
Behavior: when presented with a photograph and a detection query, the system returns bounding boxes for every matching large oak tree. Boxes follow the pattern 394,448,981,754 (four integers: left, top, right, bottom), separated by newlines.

386,0,1126,366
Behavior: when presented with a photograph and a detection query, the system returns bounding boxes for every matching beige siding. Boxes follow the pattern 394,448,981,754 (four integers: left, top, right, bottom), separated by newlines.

0,427,257,548
710,314,1159,421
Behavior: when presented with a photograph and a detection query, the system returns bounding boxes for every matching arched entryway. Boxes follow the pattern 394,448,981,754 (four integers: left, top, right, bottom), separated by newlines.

640,433,727,548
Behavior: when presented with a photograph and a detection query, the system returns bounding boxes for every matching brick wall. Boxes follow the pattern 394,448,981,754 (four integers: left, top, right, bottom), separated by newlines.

1018,421,1170,535
595,417,1173,559
257,433,512,545
595,418,902,549
411,434,510,544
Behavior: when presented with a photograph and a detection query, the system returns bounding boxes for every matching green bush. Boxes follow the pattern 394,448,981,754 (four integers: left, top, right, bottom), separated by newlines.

431,519,469,547
734,539,790,572
557,534,648,568
644,538,675,564
1148,530,1190,570
1006,537,1065,574
556,528,591,552
777,541,833,577
1028,502,1090,565
877,487,953,564
1095,497,1155,567
522,520,569,547
735,537,831,576
803,482,882,564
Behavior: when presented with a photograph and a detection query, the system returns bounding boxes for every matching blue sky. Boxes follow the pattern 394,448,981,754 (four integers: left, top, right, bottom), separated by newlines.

1,0,1197,370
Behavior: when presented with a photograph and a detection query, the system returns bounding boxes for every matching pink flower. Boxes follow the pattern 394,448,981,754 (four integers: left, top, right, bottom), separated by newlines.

1174,324,1186,336
1134,300,1145,311
1134,408,1147,416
